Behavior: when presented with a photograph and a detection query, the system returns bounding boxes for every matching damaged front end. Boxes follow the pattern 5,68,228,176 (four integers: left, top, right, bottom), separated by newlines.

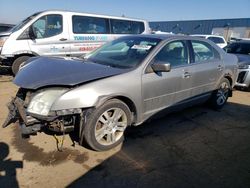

2,88,82,137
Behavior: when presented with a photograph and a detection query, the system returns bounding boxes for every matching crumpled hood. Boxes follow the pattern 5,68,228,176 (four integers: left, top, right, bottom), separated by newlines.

235,54,250,65
14,57,128,89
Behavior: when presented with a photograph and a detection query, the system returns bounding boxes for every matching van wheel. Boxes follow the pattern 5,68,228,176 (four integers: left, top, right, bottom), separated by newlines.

12,56,30,75
210,78,231,110
80,99,131,151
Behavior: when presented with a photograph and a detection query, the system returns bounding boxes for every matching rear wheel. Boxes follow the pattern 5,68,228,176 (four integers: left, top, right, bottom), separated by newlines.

210,78,231,110
80,99,131,151
12,56,30,75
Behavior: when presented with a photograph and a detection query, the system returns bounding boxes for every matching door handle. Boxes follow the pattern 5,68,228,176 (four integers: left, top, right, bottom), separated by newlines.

59,38,68,41
217,65,223,71
183,72,191,78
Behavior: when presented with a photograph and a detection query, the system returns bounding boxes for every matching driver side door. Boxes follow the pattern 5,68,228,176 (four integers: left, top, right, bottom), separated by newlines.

142,40,192,119
27,14,70,56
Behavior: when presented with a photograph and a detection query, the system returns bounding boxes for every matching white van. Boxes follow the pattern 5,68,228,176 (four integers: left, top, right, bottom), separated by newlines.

0,10,150,74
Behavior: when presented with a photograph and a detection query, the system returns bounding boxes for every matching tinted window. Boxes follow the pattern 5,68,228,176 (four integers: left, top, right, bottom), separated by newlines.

191,41,219,62
224,42,250,55
31,14,62,39
0,26,12,32
86,37,161,68
154,41,188,67
72,16,109,34
111,19,144,34
208,37,225,44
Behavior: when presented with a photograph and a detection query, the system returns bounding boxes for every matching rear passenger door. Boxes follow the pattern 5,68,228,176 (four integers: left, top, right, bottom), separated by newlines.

189,40,223,95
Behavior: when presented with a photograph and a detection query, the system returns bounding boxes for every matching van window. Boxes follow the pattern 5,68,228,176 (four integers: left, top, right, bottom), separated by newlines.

72,16,109,34
111,19,145,34
31,14,62,39
191,41,219,62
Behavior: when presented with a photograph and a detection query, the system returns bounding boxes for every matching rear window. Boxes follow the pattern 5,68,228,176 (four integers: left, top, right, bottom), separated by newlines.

72,16,109,34
208,37,225,44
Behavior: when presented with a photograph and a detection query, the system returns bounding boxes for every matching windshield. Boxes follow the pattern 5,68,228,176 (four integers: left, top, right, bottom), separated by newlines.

10,12,41,33
224,42,250,55
86,36,161,69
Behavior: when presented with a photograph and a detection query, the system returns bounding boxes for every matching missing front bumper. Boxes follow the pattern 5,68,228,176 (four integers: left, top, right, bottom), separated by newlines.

2,97,44,136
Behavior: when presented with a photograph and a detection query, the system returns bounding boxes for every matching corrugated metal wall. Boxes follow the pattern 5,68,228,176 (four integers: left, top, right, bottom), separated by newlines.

150,18,250,35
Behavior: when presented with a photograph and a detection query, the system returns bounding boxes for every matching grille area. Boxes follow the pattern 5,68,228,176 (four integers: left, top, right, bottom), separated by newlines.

237,71,248,83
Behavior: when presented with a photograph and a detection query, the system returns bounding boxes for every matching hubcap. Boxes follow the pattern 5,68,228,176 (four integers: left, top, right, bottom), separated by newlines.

216,82,229,105
95,108,127,146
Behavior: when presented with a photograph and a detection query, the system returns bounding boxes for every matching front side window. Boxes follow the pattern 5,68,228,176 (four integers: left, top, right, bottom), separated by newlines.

111,19,144,34
72,16,109,34
154,41,188,67
191,41,218,62
31,14,62,39
86,37,161,69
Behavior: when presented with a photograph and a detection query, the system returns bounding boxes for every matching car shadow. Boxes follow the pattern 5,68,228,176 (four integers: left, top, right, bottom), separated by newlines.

0,142,23,188
67,102,250,188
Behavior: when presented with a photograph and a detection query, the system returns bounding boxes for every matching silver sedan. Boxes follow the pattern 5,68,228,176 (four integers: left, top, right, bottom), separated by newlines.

3,35,238,151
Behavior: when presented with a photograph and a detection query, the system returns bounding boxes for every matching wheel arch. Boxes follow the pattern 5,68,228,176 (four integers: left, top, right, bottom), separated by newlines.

96,95,138,125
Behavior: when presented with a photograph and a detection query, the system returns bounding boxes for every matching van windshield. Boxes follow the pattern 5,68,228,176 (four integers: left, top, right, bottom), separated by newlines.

10,12,41,33
86,36,161,69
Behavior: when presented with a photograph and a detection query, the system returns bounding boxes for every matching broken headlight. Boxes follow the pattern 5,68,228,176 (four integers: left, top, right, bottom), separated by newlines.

27,88,68,116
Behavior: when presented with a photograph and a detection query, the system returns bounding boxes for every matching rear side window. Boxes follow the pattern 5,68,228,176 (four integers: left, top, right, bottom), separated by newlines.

154,41,188,67
72,16,109,34
191,41,220,62
110,19,145,34
207,37,225,44
31,14,63,39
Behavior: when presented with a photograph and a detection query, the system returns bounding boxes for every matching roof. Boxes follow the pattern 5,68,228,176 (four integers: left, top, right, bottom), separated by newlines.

37,10,148,22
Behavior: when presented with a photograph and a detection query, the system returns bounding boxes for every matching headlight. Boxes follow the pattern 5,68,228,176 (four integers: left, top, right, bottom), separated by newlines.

0,36,8,47
238,64,250,69
27,88,68,116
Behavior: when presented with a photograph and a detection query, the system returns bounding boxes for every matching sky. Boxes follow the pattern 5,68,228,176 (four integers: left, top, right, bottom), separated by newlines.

0,0,250,24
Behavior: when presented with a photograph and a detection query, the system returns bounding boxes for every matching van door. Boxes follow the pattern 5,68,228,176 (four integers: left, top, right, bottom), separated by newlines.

27,14,70,56
69,15,111,57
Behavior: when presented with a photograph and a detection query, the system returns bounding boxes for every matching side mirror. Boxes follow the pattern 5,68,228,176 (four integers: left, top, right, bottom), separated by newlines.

151,62,171,72
28,27,36,40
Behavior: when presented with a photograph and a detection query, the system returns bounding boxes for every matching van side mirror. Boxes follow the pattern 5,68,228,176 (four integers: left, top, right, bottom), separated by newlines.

151,62,171,72
28,27,36,40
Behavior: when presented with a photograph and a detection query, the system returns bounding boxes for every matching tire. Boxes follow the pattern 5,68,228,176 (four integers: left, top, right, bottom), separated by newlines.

12,56,30,75
80,99,131,151
210,78,231,110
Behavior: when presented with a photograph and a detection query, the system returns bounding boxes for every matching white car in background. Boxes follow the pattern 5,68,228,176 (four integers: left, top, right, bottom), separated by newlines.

192,35,227,48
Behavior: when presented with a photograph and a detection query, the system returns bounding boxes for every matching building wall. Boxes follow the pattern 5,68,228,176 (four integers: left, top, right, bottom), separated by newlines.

150,18,250,41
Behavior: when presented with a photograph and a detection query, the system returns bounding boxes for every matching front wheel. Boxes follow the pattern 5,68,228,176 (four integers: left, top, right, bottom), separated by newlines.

12,56,30,75
80,99,131,151
210,78,231,110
